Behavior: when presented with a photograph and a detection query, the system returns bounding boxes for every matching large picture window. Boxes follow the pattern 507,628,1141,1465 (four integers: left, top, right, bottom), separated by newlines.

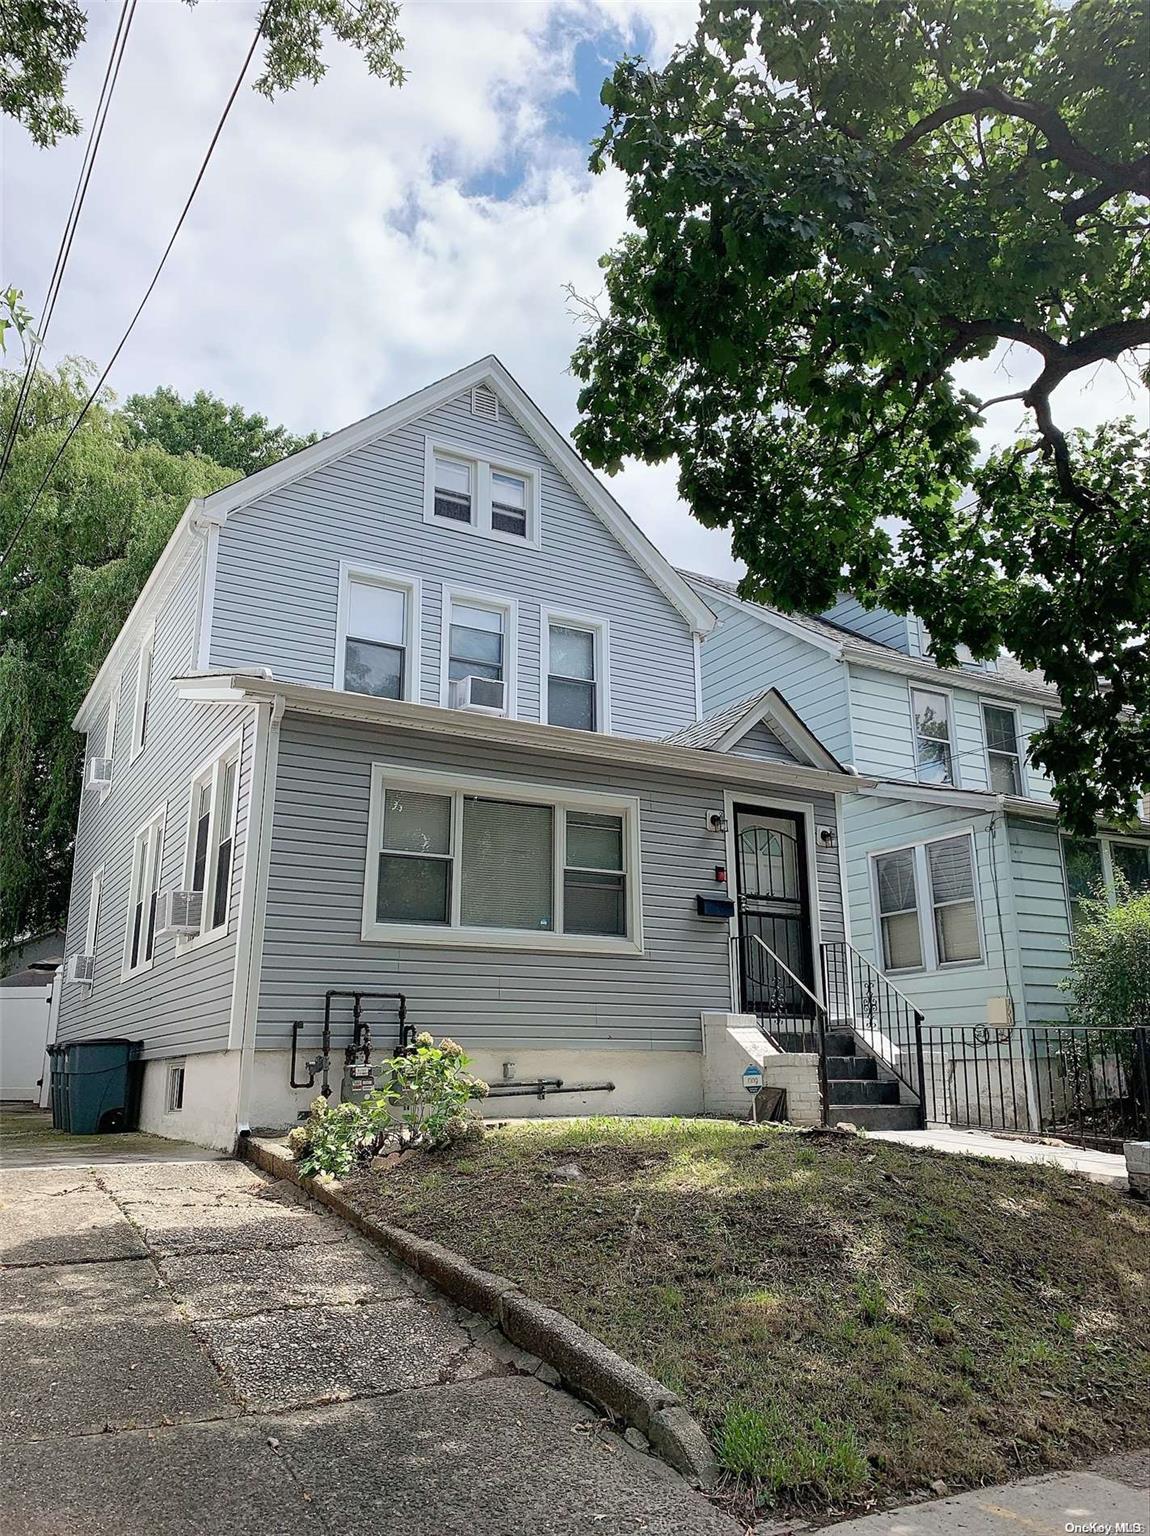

364,766,641,952
872,832,982,973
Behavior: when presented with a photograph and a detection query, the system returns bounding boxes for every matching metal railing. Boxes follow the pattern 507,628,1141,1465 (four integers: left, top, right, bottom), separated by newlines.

821,940,926,1110
735,933,830,1121
916,1023,1150,1151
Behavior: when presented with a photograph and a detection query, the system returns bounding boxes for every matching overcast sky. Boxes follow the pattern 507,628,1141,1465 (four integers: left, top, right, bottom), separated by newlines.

4,0,1144,583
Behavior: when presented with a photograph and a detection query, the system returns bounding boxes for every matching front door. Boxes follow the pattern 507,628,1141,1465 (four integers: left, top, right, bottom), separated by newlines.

734,806,816,1020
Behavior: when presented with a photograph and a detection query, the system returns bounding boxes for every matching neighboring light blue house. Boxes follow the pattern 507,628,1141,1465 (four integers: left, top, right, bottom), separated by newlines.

54,359,866,1149
686,572,1150,1046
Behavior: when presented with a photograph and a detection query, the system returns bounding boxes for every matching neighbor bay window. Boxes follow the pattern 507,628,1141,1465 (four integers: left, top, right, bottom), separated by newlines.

364,766,641,951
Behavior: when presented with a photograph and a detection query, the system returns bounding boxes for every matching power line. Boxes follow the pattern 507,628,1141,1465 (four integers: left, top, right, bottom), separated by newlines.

0,6,268,570
0,0,139,488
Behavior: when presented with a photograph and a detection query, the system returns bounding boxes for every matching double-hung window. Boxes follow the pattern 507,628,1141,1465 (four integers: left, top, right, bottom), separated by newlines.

129,626,154,761
443,591,514,714
911,687,954,784
124,809,165,976
873,833,981,972
543,613,609,733
336,567,418,701
365,767,641,952
983,703,1023,795
182,741,241,942
1110,841,1150,897
424,439,539,546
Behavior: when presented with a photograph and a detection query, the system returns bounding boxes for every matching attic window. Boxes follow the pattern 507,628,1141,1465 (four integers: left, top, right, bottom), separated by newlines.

471,384,499,421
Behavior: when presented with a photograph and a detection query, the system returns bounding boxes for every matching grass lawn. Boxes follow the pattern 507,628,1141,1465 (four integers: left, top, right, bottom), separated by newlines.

341,1117,1150,1520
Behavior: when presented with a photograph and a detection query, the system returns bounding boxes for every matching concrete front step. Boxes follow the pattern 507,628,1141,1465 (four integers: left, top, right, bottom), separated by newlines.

827,1079,900,1106
824,1055,878,1081
828,1103,922,1132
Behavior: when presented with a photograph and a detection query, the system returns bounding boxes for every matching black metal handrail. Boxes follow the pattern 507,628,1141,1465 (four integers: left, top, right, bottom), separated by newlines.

821,940,926,1108
734,932,830,1121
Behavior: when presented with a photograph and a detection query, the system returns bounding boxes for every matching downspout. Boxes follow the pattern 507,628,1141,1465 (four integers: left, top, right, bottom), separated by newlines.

234,694,285,1141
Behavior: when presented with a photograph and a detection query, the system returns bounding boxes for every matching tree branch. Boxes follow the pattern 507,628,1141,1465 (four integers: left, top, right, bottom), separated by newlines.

890,84,1150,211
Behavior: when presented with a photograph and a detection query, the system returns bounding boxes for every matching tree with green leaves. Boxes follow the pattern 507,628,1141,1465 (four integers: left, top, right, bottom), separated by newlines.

572,0,1149,832
123,386,319,474
1,0,405,148
0,362,245,949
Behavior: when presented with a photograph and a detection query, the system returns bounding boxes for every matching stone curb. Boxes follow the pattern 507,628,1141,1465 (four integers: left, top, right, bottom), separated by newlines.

240,1136,717,1487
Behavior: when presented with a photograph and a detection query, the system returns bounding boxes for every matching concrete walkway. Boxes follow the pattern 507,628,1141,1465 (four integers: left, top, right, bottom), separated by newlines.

824,1461,1149,1534
0,1151,737,1535
871,1125,1128,1186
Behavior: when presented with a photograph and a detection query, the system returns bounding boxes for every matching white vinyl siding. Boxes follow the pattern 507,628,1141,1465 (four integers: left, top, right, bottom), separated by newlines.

363,763,642,954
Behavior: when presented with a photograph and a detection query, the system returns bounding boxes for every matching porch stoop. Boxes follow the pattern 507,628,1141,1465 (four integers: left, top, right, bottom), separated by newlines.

822,1028,920,1131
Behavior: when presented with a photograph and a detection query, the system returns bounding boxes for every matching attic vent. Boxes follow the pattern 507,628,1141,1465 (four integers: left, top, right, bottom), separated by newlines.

471,384,499,421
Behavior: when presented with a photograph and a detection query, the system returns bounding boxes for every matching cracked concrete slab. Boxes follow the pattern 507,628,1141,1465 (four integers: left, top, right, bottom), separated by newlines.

0,1167,101,1202
160,1239,411,1319
0,1260,240,1439
1,1417,326,1536
96,1161,271,1200
194,1297,496,1411
269,1377,742,1535
117,1196,347,1256
0,1189,147,1265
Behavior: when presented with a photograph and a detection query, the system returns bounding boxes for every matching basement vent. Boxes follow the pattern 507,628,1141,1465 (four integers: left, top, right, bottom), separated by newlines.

471,384,499,421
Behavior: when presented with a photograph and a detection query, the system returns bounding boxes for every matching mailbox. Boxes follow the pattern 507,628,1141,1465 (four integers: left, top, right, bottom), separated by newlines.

695,893,736,921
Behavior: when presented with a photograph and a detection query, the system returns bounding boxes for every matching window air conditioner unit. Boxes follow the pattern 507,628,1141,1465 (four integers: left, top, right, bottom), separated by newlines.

156,889,203,936
86,757,114,792
450,675,505,715
67,954,95,985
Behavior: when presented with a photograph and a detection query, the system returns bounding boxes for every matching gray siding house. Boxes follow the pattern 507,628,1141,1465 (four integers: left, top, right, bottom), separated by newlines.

688,571,1150,1041
56,359,863,1149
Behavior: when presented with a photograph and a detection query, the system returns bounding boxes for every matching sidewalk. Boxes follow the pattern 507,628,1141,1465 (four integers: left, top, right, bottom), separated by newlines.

871,1125,1128,1186
0,1152,737,1535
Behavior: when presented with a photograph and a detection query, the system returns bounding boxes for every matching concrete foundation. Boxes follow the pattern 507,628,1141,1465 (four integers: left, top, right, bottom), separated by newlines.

701,1013,822,1125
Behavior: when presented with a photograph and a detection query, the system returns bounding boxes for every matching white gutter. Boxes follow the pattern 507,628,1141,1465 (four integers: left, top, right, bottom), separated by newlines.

177,672,879,798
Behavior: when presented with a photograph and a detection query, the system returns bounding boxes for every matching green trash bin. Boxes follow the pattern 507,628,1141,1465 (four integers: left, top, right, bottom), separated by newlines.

48,1039,143,1134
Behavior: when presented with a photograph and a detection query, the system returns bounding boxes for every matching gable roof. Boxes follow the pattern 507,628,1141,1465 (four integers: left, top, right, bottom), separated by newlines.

663,687,848,773
201,357,715,634
75,358,716,732
684,569,1058,708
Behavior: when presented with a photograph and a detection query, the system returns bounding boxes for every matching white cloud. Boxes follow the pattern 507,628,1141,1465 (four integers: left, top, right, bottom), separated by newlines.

4,0,1140,592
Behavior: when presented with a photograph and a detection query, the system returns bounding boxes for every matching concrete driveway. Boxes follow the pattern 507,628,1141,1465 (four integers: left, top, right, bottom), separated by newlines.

0,1151,738,1535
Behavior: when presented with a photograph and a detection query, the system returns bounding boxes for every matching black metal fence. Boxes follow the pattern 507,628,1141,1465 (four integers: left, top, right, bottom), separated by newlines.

821,941,926,1111
916,1023,1150,1151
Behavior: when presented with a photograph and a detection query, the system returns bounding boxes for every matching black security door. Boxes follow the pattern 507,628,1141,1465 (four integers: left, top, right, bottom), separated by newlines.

734,807,815,1019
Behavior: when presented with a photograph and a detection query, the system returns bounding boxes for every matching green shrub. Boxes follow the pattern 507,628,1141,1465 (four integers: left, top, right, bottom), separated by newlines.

1062,882,1150,1031
287,1035,488,1178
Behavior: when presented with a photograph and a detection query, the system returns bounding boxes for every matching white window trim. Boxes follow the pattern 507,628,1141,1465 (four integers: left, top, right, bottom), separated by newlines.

166,1061,186,1112
362,763,643,955
334,561,421,703
908,681,959,787
982,700,1025,798
177,732,243,955
83,865,104,958
440,584,518,718
869,827,985,975
103,686,119,776
122,804,166,980
128,625,155,763
540,607,612,733
422,436,541,550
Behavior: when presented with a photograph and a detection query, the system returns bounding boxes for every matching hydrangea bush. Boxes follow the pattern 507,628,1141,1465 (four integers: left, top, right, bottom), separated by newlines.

286,1032,488,1178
